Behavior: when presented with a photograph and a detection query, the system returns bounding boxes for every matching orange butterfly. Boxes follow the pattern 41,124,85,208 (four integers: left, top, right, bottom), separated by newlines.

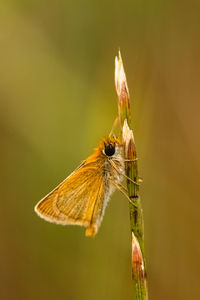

35,136,127,236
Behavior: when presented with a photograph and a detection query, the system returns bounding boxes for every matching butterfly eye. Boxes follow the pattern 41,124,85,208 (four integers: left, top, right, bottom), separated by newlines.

104,143,115,156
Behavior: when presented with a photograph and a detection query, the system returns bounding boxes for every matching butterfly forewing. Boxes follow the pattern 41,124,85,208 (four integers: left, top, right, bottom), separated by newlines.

35,161,105,235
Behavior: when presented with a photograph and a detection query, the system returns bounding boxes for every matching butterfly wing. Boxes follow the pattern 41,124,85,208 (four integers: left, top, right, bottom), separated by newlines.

35,161,106,236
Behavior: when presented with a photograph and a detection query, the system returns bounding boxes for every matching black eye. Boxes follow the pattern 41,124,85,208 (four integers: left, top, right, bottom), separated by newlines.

104,143,115,156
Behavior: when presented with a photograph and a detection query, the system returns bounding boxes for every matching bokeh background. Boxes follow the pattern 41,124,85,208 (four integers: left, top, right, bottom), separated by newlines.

0,1,200,299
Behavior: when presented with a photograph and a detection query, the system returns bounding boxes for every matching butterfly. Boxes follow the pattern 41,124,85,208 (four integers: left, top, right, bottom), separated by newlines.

34,136,127,236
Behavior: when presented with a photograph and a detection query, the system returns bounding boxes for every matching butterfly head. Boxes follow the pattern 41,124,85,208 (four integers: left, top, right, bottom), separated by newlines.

100,136,123,158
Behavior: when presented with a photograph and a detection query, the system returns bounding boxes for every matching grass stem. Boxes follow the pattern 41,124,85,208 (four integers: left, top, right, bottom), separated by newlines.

115,50,148,300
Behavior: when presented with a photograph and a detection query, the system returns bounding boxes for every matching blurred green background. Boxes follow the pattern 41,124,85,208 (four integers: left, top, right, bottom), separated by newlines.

0,0,199,299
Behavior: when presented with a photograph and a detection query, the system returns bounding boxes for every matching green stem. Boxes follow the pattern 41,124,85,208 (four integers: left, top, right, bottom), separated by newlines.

115,51,148,300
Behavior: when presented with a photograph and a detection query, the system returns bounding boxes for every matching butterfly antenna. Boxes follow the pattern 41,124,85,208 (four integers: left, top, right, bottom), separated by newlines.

109,117,119,136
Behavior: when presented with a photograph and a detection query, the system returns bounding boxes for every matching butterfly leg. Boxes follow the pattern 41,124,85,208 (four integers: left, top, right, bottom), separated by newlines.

111,181,137,208
122,172,141,185
109,159,141,185
124,158,138,162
